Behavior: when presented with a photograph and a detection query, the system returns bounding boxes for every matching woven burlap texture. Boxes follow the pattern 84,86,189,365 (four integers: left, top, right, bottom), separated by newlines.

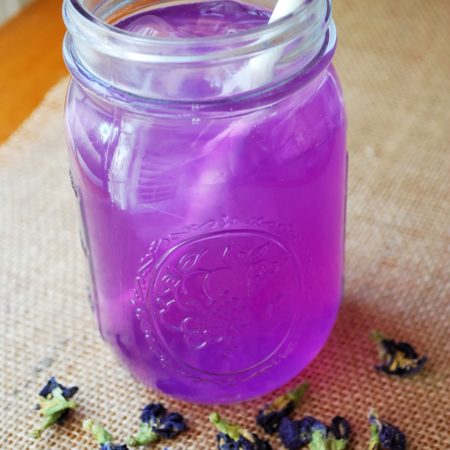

1,0,449,448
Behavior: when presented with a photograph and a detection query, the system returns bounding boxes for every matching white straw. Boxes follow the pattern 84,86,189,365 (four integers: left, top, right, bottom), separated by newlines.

224,0,303,93
269,0,303,22
188,1,304,222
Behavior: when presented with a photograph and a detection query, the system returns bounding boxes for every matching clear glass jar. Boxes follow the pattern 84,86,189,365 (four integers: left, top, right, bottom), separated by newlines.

63,0,347,403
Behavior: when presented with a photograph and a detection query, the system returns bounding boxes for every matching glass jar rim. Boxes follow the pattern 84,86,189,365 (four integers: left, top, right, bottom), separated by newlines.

64,0,331,64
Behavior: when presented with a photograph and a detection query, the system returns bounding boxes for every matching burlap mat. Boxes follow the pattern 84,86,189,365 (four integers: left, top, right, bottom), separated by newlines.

1,0,449,448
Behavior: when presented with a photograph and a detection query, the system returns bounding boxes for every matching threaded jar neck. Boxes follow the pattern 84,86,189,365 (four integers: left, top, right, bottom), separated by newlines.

63,0,336,105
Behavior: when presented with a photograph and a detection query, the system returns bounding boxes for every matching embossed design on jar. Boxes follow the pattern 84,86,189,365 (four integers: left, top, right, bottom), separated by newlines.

131,216,307,382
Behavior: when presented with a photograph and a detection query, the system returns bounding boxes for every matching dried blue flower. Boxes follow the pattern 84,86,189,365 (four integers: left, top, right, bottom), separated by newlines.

217,432,273,450
31,378,78,438
127,423,159,447
372,331,427,377
279,416,350,450
279,416,319,449
128,403,187,446
210,412,273,450
39,377,79,400
308,421,329,450
101,444,129,450
368,411,406,450
140,403,167,423
257,382,309,434
155,412,187,439
83,419,129,450
308,417,350,450
329,417,351,442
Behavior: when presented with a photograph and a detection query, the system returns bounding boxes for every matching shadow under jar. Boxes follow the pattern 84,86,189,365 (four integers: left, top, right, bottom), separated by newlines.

63,0,347,404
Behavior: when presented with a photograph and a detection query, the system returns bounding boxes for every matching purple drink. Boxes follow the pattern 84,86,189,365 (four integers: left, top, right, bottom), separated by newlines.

63,0,346,403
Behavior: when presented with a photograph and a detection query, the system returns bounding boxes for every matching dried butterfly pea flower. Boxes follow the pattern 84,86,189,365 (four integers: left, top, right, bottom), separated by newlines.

216,432,273,450
368,411,406,450
83,419,129,450
210,412,273,450
257,382,309,434
279,416,350,450
279,416,319,449
140,403,166,423
371,331,427,377
101,444,129,450
154,412,186,439
39,377,79,400
128,403,187,447
308,417,350,450
329,417,351,442
31,377,78,438
127,422,159,447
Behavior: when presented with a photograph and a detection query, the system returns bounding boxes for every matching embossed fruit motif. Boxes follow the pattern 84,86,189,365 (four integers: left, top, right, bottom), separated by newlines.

152,231,300,374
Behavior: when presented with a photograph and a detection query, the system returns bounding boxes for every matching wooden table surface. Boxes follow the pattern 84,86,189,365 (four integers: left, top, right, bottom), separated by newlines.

0,0,67,143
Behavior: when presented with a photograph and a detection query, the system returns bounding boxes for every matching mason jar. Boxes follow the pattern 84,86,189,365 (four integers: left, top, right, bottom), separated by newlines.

63,0,347,403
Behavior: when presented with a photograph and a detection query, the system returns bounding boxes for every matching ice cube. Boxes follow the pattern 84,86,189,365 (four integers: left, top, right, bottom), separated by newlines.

124,15,175,37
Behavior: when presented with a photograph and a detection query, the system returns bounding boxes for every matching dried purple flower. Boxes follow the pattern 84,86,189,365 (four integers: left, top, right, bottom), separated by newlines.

155,412,187,439
308,417,350,450
330,416,351,441
210,412,273,450
279,416,319,449
217,432,273,450
83,419,129,450
128,403,187,447
279,416,350,450
140,403,167,423
39,377,79,400
372,331,427,377
31,378,78,438
101,444,129,450
368,411,406,450
257,382,309,434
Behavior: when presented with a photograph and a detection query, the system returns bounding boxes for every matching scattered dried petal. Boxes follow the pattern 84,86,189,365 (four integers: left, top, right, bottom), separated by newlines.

140,403,167,423
330,416,351,441
309,418,350,450
308,421,329,450
128,403,187,446
155,412,187,439
257,382,309,434
210,412,273,450
279,416,319,450
368,411,406,450
84,419,129,450
217,432,273,450
371,331,427,377
31,378,78,438
127,423,159,447
39,377,79,400
101,444,129,450
279,416,350,450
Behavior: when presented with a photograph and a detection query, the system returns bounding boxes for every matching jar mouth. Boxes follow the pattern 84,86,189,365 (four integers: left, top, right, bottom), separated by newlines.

70,0,324,43
65,0,331,63
64,0,335,105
